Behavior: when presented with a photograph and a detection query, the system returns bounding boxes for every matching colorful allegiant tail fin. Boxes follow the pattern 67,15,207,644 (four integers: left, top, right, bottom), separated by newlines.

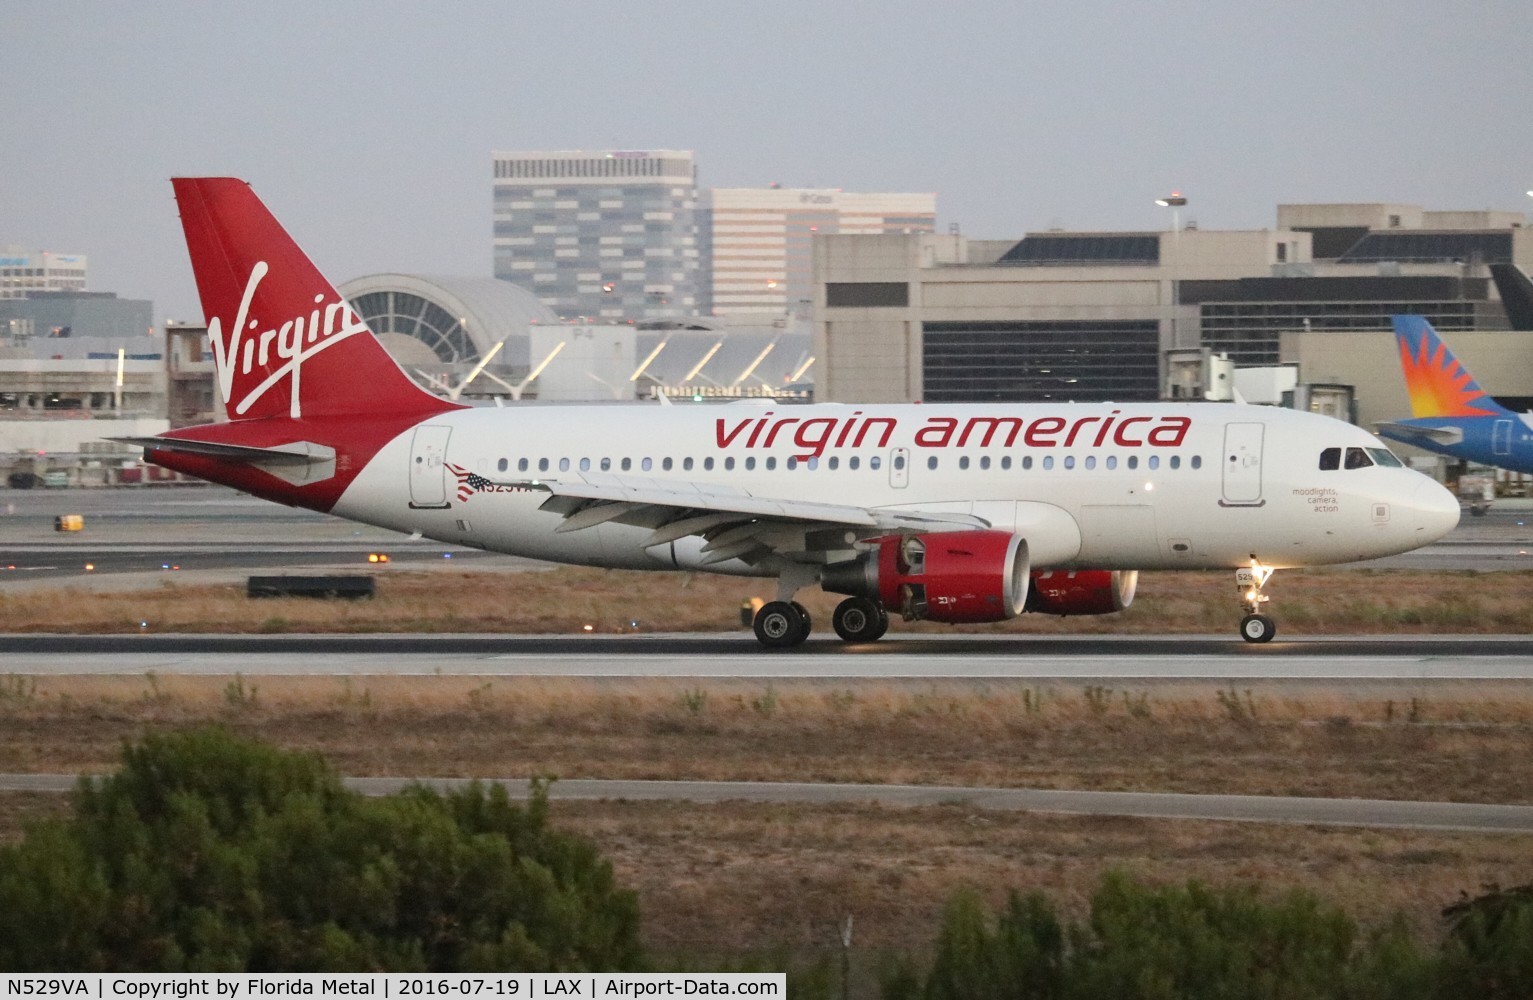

172,178,459,422
1391,315,1507,419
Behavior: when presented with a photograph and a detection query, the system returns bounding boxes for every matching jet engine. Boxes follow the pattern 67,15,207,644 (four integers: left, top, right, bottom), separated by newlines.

1025,569,1138,616
822,530,1030,623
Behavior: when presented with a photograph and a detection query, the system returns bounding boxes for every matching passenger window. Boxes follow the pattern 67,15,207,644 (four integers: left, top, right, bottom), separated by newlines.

828,457,838,470
683,457,694,471
1170,456,1180,470
1191,455,1202,470
786,457,797,470
707,457,717,471
1064,456,1076,470
1042,456,1054,470
765,457,776,470
1022,456,1033,470
1344,447,1372,469
497,458,508,472
1085,456,1096,470
558,458,570,472
1001,456,1012,470
600,457,611,471
927,456,939,470
1127,455,1138,470
621,457,632,471
849,456,860,470
580,458,591,472
980,456,991,470
722,457,732,471
871,456,882,470
662,457,672,471
1106,456,1117,470
893,454,905,470
1319,447,1340,471
959,456,969,470
745,457,756,470
807,457,819,470
1148,456,1159,470
518,458,529,472
538,458,549,472
641,457,652,472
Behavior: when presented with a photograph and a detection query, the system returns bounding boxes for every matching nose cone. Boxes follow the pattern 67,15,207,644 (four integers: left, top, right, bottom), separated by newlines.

1410,478,1460,544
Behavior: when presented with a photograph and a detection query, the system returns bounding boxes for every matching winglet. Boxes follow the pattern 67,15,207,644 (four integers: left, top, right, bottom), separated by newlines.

1391,315,1506,419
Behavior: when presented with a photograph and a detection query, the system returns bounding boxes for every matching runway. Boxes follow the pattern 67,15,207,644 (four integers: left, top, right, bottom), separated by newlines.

3,773,1529,835
4,632,1533,679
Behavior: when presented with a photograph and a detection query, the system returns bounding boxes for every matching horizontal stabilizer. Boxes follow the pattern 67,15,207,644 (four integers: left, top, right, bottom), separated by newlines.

109,436,336,466
1373,422,1464,446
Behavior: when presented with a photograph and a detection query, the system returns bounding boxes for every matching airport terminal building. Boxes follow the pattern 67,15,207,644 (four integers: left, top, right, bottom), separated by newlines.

814,203,1533,437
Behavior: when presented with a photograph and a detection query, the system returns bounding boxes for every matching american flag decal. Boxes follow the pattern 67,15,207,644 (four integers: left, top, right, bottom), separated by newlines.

446,463,493,503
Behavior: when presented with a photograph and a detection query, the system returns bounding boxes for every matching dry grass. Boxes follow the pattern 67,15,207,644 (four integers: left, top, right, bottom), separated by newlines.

2,676,1531,805
2,676,1531,961
6,566,1533,634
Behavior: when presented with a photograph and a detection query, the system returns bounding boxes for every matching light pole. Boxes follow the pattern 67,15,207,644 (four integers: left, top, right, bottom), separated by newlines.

1156,193,1188,349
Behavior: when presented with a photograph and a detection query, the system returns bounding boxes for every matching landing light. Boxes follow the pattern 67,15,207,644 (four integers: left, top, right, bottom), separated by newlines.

1144,482,1155,492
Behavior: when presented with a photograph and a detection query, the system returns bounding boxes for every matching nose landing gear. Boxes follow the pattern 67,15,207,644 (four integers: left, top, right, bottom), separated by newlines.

1236,560,1276,643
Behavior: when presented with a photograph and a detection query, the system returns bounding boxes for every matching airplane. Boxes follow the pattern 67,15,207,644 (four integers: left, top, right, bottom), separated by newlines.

116,178,1460,647
1376,315,1533,477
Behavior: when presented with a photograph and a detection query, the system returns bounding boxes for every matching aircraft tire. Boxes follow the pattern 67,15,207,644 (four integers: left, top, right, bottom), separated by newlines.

755,600,810,648
833,597,888,642
1240,613,1276,644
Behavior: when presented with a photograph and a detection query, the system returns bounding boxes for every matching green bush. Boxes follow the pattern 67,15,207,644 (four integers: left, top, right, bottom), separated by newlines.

890,872,1443,1000
0,727,644,972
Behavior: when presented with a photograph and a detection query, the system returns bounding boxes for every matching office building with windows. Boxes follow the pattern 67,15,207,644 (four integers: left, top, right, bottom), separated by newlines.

0,247,87,301
492,149,700,322
700,188,935,317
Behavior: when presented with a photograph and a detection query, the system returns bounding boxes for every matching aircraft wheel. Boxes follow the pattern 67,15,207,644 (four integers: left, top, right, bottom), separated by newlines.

1240,613,1276,644
791,601,813,633
833,597,888,643
755,600,810,648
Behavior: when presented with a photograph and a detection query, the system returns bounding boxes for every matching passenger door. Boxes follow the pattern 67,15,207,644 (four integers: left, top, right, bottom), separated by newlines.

1221,422,1264,506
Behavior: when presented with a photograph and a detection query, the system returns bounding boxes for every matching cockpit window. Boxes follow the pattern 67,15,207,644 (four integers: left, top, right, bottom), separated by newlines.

1367,447,1404,468
1344,447,1373,469
1318,447,1340,471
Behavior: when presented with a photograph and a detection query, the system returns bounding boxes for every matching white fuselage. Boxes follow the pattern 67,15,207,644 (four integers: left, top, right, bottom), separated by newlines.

329,401,1459,578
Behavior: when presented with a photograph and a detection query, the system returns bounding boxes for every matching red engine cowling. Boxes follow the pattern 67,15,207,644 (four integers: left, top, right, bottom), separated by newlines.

822,530,1030,624
1025,569,1138,616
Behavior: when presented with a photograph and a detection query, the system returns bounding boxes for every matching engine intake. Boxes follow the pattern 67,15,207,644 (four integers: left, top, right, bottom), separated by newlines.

822,530,1030,624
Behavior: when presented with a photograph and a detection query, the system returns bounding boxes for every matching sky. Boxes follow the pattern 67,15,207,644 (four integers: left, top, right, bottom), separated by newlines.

5,0,1532,326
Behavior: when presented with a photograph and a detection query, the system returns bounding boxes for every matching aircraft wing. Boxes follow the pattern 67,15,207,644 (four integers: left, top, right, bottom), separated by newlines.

1373,422,1464,447
509,473,988,566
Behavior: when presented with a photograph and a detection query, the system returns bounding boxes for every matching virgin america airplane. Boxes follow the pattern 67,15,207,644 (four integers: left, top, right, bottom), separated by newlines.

119,178,1460,646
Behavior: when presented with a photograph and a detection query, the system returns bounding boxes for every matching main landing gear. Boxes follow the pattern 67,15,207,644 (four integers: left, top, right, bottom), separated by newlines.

752,596,891,648
753,600,812,649
1236,559,1276,643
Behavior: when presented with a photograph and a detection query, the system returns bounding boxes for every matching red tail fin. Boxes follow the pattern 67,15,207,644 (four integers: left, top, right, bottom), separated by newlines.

172,177,459,422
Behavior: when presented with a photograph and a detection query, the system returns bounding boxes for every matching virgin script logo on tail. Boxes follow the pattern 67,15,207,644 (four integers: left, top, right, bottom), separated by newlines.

207,261,371,419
